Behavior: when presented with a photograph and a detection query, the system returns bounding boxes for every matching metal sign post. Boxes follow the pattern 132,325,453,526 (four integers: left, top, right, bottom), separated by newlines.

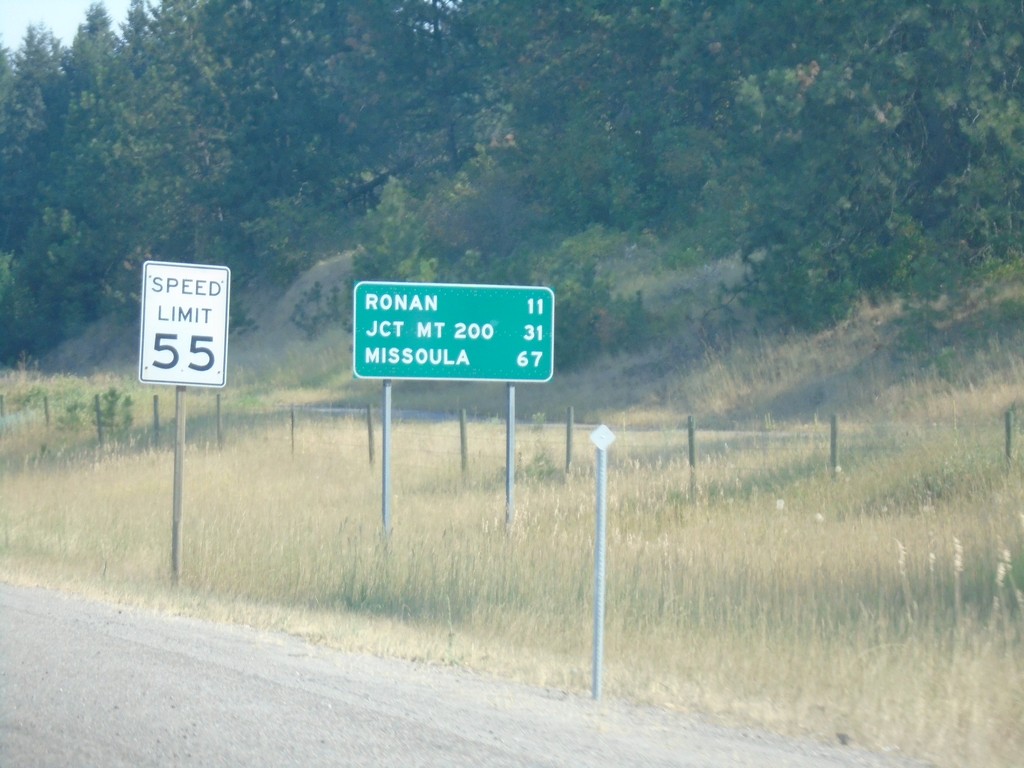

382,380,393,537
505,383,515,526
352,282,554,534
590,424,616,700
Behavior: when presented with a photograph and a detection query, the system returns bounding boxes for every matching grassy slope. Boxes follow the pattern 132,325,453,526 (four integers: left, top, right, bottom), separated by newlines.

33,245,1024,426
4,253,1024,767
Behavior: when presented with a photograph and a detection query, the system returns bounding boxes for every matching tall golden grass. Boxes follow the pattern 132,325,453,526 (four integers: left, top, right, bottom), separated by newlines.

1,356,1022,767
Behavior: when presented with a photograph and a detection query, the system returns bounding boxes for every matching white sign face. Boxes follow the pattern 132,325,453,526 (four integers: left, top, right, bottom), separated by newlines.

139,261,231,388
590,424,616,451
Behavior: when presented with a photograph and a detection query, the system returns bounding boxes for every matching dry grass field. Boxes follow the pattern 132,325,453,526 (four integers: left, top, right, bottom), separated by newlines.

2,301,1024,767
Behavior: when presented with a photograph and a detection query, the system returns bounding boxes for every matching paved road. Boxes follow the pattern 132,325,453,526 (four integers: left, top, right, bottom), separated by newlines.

0,585,928,767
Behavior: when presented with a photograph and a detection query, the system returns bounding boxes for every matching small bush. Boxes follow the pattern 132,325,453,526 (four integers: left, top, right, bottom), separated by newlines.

96,388,133,440
290,281,347,340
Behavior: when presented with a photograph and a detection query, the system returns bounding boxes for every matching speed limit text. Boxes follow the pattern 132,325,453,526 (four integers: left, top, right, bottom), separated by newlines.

149,275,226,324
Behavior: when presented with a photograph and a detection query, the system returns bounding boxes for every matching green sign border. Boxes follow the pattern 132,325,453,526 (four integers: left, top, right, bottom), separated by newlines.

352,281,554,382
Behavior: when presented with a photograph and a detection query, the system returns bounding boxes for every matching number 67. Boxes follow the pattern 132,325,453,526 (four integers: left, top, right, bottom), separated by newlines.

517,350,543,367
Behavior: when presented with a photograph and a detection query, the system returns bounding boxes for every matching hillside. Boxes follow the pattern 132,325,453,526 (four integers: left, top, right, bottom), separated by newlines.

4,2,1024,372
35,248,1024,431
5,257,1024,768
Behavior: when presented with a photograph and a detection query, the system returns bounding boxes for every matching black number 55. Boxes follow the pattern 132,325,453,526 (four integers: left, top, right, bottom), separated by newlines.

152,333,216,371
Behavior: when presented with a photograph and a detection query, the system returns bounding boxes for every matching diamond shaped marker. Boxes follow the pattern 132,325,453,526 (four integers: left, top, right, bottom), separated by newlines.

590,424,616,450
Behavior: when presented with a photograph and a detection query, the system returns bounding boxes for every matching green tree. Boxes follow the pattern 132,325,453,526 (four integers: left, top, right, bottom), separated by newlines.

0,27,69,358
8,6,154,353
137,0,234,267
47,7,137,318
0,27,67,255
474,1,678,230
354,179,439,283
725,2,1024,328
3,0,1023,365
202,0,390,280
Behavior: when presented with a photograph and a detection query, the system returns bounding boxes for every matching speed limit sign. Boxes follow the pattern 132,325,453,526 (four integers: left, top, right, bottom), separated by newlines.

139,261,231,387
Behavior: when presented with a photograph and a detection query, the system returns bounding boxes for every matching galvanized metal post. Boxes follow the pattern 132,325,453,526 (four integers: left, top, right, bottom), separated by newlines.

460,408,468,474
382,380,393,536
565,406,575,474
506,383,516,527
590,424,616,700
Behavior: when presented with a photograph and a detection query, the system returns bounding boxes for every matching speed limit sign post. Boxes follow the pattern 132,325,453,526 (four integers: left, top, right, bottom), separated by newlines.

139,260,231,585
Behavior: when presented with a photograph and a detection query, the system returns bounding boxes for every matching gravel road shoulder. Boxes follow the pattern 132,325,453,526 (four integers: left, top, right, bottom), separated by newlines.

0,584,931,767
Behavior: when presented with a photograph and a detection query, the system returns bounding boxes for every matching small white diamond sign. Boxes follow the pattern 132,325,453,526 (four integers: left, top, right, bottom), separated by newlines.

590,425,616,450
139,261,231,388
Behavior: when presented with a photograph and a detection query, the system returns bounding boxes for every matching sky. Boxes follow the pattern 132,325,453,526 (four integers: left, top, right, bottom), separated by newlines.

1,0,135,51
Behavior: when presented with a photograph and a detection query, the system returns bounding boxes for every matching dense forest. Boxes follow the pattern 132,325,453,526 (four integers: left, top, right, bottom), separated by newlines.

1,1,1022,368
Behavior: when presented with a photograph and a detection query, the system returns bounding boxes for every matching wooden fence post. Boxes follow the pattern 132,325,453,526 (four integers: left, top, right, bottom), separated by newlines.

688,414,697,501
1006,408,1014,466
830,414,839,478
94,394,104,448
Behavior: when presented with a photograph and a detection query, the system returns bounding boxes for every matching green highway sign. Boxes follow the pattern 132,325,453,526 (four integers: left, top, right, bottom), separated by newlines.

353,281,554,381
